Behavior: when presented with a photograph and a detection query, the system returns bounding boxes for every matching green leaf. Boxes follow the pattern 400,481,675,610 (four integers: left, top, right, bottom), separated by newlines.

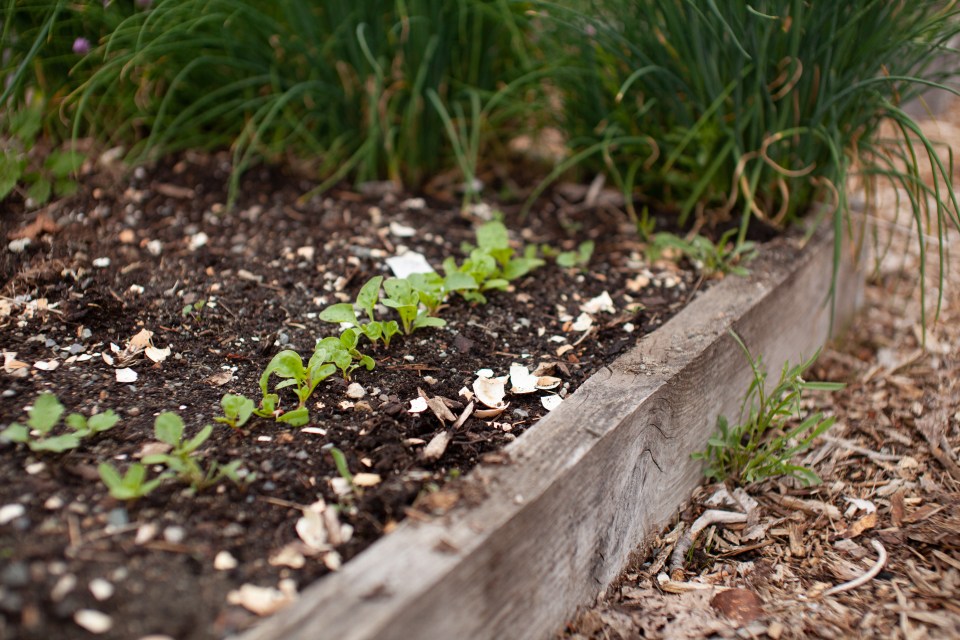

10,107,42,141
26,176,51,205
220,394,254,428
54,178,79,198
65,413,88,434
28,393,64,434
1,423,29,443
339,328,359,350
414,314,446,330
476,221,509,251
444,270,478,291
278,406,309,426
319,303,358,325
45,150,84,177
555,251,577,268
182,424,213,454
0,153,24,200
356,276,384,319
361,322,383,342
29,434,81,453
88,410,120,433
154,412,184,446
98,463,123,490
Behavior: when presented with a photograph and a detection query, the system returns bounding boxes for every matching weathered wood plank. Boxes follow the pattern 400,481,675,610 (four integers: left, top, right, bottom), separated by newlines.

239,229,862,640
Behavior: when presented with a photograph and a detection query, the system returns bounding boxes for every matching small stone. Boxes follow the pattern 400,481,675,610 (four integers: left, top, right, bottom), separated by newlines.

89,579,114,601
44,496,64,510
214,550,239,571
1,562,29,587
0,504,25,525
92,257,111,268
106,508,129,527
135,523,158,545
345,383,366,399
74,609,113,634
146,239,163,256
163,526,185,544
25,462,46,475
50,574,77,602
68,343,85,355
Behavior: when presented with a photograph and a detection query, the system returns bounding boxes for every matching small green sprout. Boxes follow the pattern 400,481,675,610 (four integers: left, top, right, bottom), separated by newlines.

448,220,544,302
142,412,250,492
255,349,337,426
215,393,254,429
181,298,207,319
692,331,845,486
1,393,119,453
647,229,756,278
555,240,595,269
98,462,167,501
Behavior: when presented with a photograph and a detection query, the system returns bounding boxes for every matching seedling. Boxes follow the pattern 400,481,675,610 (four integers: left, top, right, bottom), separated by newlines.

647,229,756,278
319,276,402,347
181,298,206,320
1,393,119,453
448,221,544,302
142,412,250,492
543,240,595,269
382,278,446,334
255,349,337,426
692,331,845,486
314,329,376,379
1,103,81,207
215,393,254,429
98,462,168,501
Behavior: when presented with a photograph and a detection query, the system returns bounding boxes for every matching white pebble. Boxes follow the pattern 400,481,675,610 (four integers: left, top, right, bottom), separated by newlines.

0,504,25,525
89,578,114,601
214,550,239,571
345,383,366,399
74,609,113,634
163,526,185,544
92,257,111,268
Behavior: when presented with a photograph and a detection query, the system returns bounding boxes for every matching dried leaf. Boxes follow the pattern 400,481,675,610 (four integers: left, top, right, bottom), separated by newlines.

423,430,452,462
711,588,764,624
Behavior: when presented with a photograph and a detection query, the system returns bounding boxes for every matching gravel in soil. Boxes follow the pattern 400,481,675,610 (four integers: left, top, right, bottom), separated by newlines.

0,152,711,639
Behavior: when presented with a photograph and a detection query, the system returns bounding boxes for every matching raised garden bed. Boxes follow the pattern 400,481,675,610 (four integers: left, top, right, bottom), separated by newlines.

240,225,863,640
0,154,861,639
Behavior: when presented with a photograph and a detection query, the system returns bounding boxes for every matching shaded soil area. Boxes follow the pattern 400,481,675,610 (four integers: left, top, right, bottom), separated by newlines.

0,153,708,639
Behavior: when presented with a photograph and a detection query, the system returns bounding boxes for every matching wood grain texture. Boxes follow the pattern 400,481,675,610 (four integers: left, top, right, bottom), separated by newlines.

238,229,863,640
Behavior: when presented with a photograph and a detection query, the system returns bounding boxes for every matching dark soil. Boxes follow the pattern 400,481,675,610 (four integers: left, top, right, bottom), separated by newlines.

0,152,707,639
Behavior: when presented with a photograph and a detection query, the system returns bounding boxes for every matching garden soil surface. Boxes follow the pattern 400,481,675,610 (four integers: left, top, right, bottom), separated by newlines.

563,109,960,639
0,152,721,639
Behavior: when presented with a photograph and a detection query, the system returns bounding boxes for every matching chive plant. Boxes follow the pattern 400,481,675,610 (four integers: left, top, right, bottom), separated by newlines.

545,0,960,315
63,0,542,203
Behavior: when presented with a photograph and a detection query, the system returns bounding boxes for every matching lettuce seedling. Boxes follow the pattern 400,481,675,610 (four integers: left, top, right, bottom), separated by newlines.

1,393,119,453
556,240,595,269
320,276,402,347
98,462,167,501
143,412,250,492
382,278,446,334
256,349,337,426
314,329,375,379
215,393,254,429
448,221,544,302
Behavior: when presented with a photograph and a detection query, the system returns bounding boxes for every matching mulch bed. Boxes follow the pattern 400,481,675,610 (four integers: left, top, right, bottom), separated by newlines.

0,152,711,639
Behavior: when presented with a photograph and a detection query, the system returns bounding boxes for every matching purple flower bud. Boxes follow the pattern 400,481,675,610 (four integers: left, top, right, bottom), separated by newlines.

72,37,91,55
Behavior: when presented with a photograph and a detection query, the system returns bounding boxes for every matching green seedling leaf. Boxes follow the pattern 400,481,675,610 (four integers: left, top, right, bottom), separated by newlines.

87,410,120,434
476,220,509,252
339,328,359,350
65,413,88,434
98,462,165,501
182,424,213,454
414,314,446,330
361,321,383,342
0,153,24,200
28,393,64,434
444,270,478,292
356,275,384,321
254,393,278,418
216,394,254,429
329,447,353,485
319,303,358,325
29,434,81,453
278,406,309,426
45,150,84,178
1,424,29,443
26,176,51,206
154,412,185,446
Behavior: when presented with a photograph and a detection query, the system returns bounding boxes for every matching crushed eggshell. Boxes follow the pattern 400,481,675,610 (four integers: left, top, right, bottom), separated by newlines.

227,581,297,616
571,313,593,332
269,544,306,569
389,221,417,237
473,375,508,409
144,346,171,363
115,368,137,383
385,251,434,279
295,501,329,551
408,397,429,414
33,359,60,371
214,550,239,571
541,395,563,411
352,473,382,487
580,291,615,314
